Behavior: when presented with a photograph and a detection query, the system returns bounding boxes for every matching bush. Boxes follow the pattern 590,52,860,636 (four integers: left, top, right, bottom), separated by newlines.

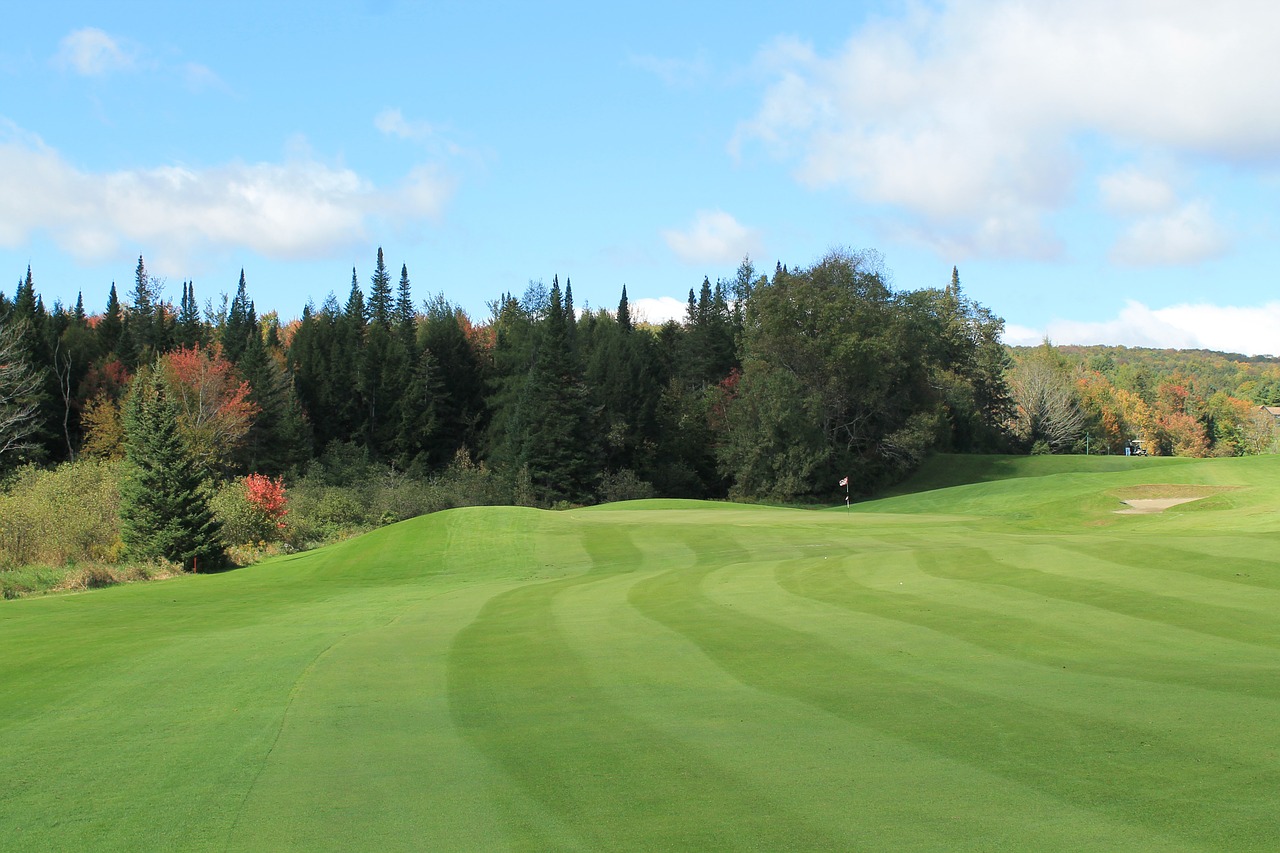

0,459,123,569
211,475,290,548
598,469,656,503
282,447,504,550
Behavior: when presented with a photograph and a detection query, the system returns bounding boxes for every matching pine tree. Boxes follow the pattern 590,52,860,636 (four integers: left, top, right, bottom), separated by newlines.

177,281,205,349
99,283,123,355
564,277,577,350
122,256,171,367
617,284,632,332
422,296,486,466
237,331,311,473
394,346,442,469
395,263,416,348
222,270,256,364
506,278,597,504
369,248,394,330
120,367,220,568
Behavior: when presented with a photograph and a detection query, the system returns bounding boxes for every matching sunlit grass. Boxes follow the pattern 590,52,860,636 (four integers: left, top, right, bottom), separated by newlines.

3,455,1279,850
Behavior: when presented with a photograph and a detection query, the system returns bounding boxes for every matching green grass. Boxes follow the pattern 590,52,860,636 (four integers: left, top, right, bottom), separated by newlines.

3,454,1280,850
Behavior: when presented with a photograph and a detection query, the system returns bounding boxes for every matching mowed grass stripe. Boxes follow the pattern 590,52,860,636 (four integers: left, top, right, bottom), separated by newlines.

627,527,1280,850
557,535,1171,852
5,456,1280,850
753,548,1280,775
1067,537,1280,592
446,523,849,850
958,544,1280,651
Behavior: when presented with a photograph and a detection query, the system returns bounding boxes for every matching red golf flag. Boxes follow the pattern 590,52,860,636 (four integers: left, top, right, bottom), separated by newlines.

839,476,849,487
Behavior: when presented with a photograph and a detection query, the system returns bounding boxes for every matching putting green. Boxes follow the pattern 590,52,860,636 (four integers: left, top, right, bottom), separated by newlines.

2,455,1279,850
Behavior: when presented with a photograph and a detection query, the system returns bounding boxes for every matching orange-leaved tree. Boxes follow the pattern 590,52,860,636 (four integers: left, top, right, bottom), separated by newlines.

159,345,259,474
243,473,288,530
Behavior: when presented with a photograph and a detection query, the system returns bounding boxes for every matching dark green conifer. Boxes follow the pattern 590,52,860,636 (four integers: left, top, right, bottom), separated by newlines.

617,284,632,332
120,367,220,569
369,248,394,330
221,271,256,363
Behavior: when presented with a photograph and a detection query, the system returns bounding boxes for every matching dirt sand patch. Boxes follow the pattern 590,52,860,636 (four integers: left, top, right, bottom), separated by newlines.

1110,483,1238,514
1115,497,1204,514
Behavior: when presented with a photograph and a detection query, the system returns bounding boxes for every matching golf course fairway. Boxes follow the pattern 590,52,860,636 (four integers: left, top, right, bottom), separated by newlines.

3,454,1279,851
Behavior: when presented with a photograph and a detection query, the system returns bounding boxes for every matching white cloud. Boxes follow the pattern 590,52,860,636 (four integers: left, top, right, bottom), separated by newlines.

0,122,452,271
1002,323,1046,347
1009,300,1280,356
375,108,435,141
630,296,687,325
663,210,761,265
741,1,1280,258
55,28,134,76
1109,202,1228,266
1099,169,1177,215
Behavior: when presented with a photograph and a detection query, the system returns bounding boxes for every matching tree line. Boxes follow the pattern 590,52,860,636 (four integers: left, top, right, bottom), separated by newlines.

0,246,1086,568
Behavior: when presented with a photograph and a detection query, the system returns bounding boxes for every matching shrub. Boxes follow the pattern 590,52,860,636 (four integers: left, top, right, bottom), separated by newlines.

0,459,123,568
598,469,656,503
211,475,289,547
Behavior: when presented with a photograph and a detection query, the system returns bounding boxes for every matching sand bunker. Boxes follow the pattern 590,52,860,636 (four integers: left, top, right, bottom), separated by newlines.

1115,497,1204,514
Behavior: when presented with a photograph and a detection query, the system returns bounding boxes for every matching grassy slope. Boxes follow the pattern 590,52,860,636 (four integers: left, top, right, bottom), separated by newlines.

3,456,1280,850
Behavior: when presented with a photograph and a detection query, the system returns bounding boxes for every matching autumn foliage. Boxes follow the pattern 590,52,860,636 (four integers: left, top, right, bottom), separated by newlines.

244,473,288,529
159,345,259,473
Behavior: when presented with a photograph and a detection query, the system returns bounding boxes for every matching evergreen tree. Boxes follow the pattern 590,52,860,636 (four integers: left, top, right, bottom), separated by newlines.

344,267,367,329
563,277,577,351
237,330,311,473
221,270,256,364
394,346,442,469
583,299,661,481
176,281,205,349
123,256,162,367
395,263,416,348
505,278,597,504
617,284,632,332
99,283,123,355
422,296,487,466
120,367,220,568
369,248,394,330
361,320,404,458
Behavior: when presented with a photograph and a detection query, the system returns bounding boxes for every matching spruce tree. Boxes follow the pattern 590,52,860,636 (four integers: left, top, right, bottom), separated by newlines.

369,248,394,330
124,256,161,367
177,281,205,349
395,264,416,348
237,331,311,473
421,296,486,466
617,284,632,332
222,270,256,364
120,367,220,568
99,283,123,355
506,278,597,504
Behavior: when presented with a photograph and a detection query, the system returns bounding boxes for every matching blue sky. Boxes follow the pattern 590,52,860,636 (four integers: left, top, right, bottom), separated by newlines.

3,1,1279,353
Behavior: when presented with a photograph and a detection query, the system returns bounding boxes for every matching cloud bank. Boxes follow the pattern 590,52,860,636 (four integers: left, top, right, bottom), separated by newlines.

741,1,1279,260
0,122,452,274
1006,300,1280,356
663,210,761,265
